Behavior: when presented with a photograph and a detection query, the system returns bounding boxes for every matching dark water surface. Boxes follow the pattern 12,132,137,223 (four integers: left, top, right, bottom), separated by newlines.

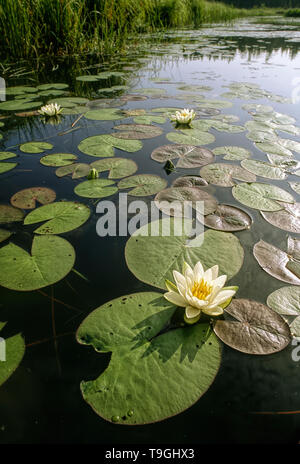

0,18,300,444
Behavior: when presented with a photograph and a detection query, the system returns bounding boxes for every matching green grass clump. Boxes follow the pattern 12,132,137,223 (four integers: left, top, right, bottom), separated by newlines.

285,8,300,17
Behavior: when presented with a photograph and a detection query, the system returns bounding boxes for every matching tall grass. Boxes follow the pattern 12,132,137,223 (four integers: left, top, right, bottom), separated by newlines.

0,0,275,60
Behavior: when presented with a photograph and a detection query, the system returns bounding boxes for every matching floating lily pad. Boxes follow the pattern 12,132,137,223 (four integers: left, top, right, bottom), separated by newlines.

47,97,89,108
200,163,256,187
55,163,91,179
78,135,142,157
232,182,294,211
267,286,300,316
253,239,300,285
38,89,66,97
24,201,90,235
133,115,166,124
113,124,163,139
125,219,244,290
5,86,38,96
255,141,293,157
243,103,273,114
213,146,251,161
40,153,77,167
151,144,215,168
76,75,101,82
10,187,56,209
172,176,208,187
37,83,68,90
241,159,287,180
196,99,232,109
166,130,215,146
90,158,137,179
19,142,53,154
289,182,300,195
154,187,218,217
246,131,278,143
77,292,221,425
261,203,300,233
74,179,117,199
203,204,252,232
214,299,291,355
0,322,25,387
118,175,167,196
0,151,17,174
0,205,24,223
0,236,75,291
0,99,43,111
84,109,124,121
0,229,12,243
131,88,166,96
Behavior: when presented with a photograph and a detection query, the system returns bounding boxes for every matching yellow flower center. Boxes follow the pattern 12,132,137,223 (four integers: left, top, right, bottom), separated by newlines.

192,279,212,300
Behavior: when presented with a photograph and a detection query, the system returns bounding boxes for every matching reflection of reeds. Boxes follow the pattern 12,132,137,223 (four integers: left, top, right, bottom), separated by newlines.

0,0,265,60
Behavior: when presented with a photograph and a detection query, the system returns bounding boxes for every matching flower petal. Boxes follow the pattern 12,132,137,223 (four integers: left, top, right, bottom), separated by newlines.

212,274,227,289
164,291,186,307
185,306,201,319
212,289,236,306
193,261,204,281
210,265,219,280
202,306,224,316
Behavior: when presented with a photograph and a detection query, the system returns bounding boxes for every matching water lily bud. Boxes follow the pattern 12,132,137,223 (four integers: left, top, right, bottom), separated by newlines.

87,168,99,180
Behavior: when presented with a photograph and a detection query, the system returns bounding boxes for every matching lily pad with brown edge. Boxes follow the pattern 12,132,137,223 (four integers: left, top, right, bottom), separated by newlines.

90,158,137,179
232,182,294,211
241,159,287,180
76,292,222,425
0,229,12,243
78,134,142,157
125,219,244,290
19,141,54,154
74,179,118,199
166,130,215,146
0,322,25,387
0,205,24,223
24,202,91,235
200,163,256,187
151,144,215,169
213,299,291,355
40,153,77,167
55,163,91,179
0,235,75,291
172,176,208,188
261,203,300,233
213,146,251,161
202,204,252,232
113,124,163,140
253,239,300,285
118,175,167,197
154,187,218,217
10,187,56,210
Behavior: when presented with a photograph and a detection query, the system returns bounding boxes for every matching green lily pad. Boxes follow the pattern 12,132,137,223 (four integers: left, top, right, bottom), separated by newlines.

246,131,277,143
10,187,56,209
154,187,218,217
0,229,12,243
38,89,66,97
131,88,166,96
55,163,91,179
200,163,256,187
24,201,90,235
261,203,300,233
37,83,68,90
172,176,208,187
76,75,101,82
78,135,142,157
19,142,53,154
151,144,215,168
113,124,163,140
118,175,167,197
125,219,244,290
133,115,166,124
0,322,25,387
241,159,287,180
289,182,300,195
196,99,232,109
203,204,252,232
232,183,294,211
0,151,17,174
77,292,221,425
243,104,273,114
90,158,137,179
166,130,215,146
0,205,24,223
5,86,38,96
40,153,77,167
0,99,43,111
74,179,118,199
267,286,300,317
255,142,293,157
47,97,89,108
214,299,291,355
0,235,75,291
84,109,124,121
213,146,251,161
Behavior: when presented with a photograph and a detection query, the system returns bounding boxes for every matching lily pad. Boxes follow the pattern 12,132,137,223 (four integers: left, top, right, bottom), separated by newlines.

172,176,208,187
40,153,77,167
0,205,24,223
241,159,287,180
213,146,251,161
19,142,53,154
255,142,293,157
78,135,142,157
232,183,294,211
10,187,56,209
90,158,137,179
74,179,118,199
261,203,300,233
289,182,300,195
118,175,167,197
55,163,91,179
84,109,124,121
200,163,256,187
0,99,43,111
47,97,89,108
0,151,17,174
0,235,75,291
213,299,291,355
37,83,68,90
0,229,12,243
154,187,218,217
151,144,215,168
24,202,90,235
131,88,166,96
133,115,166,124
77,292,221,425
0,322,25,387
125,219,244,289
166,130,215,146
267,286,300,316
113,124,163,140
203,204,252,232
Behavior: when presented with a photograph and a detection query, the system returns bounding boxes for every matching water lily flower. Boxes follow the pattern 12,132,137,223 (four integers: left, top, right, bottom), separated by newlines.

170,108,195,125
38,103,63,117
164,261,237,322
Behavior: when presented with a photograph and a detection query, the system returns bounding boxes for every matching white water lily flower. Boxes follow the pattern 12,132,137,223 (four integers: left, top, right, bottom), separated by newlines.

170,108,195,125
164,261,237,320
38,103,63,117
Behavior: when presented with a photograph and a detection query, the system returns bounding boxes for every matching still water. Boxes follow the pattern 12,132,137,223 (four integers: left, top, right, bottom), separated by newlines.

0,17,300,443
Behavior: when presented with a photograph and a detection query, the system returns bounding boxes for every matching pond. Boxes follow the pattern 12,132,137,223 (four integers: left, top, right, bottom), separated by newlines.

0,17,300,444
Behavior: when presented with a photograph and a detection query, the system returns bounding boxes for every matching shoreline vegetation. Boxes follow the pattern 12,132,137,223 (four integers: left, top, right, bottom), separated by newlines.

0,0,291,61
